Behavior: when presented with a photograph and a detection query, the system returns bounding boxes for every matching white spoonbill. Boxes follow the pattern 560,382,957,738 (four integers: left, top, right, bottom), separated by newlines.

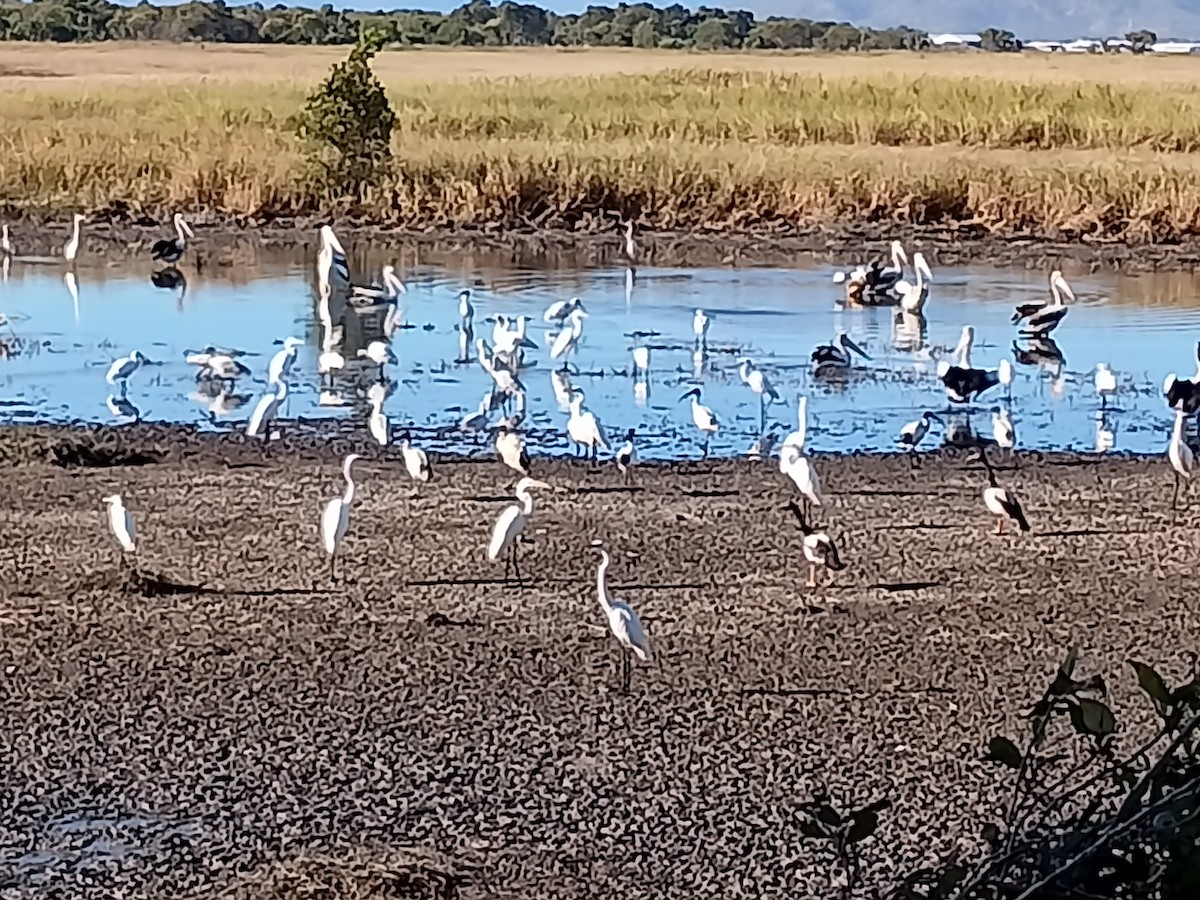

268,337,304,386
786,500,844,588
998,358,1014,400
398,431,432,485
781,395,808,454
106,350,147,388
679,387,719,456
739,357,780,428
321,453,361,581
247,380,287,439
567,390,609,462
615,428,636,485
593,540,651,693
368,394,389,446
1094,362,1117,408
1169,408,1194,509
550,307,588,368
63,214,85,264
151,213,195,264
488,476,551,582
102,493,137,554
1,223,12,256
978,447,1030,535
458,289,474,327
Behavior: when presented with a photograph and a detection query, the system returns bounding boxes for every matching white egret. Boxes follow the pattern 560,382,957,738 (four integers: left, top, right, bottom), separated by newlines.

398,431,432,485
487,477,551,582
978,448,1030,535
1169,408,1194,509
632,345,650,378
781,395,808,454
679,387,719,456
544,296,584,324
495,422,530,476
105,350,147,388
567,390,609,462
321,453,361,581
550,307,587,368
368,394,389,446
247,380,287,439
998,358,1014,400
458,290,474,327
63,213,85,264
151,213,195,264
268,337,304,386
1095,363,1117,408
786,500,845,588
780,443,821,517
622,220,637,265
615,428,636,484
593,540,651,693
1,223,13,256
898,411,941,466
893,252,933,314
102,494,137,555
1013,270,1075,336
693,308,711,347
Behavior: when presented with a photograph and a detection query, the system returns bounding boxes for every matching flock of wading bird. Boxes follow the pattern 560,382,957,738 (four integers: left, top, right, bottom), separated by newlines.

6,220,1200,691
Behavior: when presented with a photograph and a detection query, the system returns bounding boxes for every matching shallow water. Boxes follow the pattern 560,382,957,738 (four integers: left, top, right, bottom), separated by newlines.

1,247,1198,459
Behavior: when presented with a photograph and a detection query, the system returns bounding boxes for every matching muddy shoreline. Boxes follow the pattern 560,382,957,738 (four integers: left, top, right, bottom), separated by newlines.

0,424,1195,898
7,214,1200,273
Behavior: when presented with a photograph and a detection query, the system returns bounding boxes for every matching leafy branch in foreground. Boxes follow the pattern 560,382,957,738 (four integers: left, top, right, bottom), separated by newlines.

888,648,1200,900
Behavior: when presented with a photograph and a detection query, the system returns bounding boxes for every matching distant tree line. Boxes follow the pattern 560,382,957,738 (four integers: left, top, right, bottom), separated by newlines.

0,0,934,49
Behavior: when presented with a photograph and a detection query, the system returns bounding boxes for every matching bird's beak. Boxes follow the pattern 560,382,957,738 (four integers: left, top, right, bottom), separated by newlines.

519,338,538,350
531,480,551,490
846,338,871,360
183,220,196,239
678,392,693,403
929,414,944,424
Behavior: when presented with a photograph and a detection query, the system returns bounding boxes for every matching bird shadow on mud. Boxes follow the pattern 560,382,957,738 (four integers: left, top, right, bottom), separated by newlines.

572,486,645,496
890,522,955,531
742,683,953,699
872,580,941,592
682,488,740,498
1037,528,1128,538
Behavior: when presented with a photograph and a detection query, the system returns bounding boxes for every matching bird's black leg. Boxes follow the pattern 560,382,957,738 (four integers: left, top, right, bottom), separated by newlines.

702,438,710,460
329,553,337,584
503,548,513,582
621,653,631,695
512,542,522,583
1173,472,1181,511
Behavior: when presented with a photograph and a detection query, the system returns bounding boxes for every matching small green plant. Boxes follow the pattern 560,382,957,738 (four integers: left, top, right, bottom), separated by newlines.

295,30,396,199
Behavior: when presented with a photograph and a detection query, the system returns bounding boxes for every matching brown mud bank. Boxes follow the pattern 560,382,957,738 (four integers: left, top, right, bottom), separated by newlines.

0,424,1196,898
9,213,1200,273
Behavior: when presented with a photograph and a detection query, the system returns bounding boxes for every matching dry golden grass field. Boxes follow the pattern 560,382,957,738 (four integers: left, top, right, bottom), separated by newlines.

4,43,1200,240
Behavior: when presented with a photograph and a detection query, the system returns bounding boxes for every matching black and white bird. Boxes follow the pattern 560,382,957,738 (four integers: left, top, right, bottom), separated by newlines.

398,431,432,485
494,422,530,477
977,447,1030,535
151,213,195,264
899,411,942,465
1013,270,1075,336
349,265,405,305
739,357,780,428
680,387,719,456
543,296,585,324
1164,342,1200,416
786,500,845,588
938,356,1000,404
811,333,870,374
615,428,636,484
317,225,351,289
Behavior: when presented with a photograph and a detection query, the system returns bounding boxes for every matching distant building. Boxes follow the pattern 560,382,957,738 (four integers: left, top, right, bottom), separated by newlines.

1025,40,1065,52
928,33,982,48
1150,41,1200,54
1062,38,1104,53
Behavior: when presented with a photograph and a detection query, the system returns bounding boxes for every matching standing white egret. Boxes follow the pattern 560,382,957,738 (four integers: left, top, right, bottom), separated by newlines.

1168,408,1194,509
898,411,942,466
495,422,530,477
247,380,287,439
615,428,636,485
567,390,609,462
998,358,1014,400
1095,363,1117,408
782,395,808,454
978,448,1030,535
786,501,845,588
1,223,13,256
102,493,137,555
368,393,389,446
317,225,350,289
739,357,780,430
321,453,361,581
458,289,474,328
487,477,551,582
780,443,821,517
268,337,304,386
622,220,637,265
679,387,719,456
63,213,85,264
105,351,147,389
398,431,432,485
593,540,651,693
632,345,650,378
550,307,588,369
151,213,195,264
693,309,711,347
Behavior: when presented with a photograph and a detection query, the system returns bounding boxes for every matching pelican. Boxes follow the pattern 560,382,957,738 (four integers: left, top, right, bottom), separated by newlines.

622,220,637,265
739,358,780,429
151,213,195,264
679,387,719,456
63,214,84,264
938,332,1001,403
268,337,304,386
368,393,389,446
567,390,608,462
1,224,13,256
977,448,1030,535
811,333,870,374
487,477,551,582
105,350,147,387
593,540,651,693
898,411,941,465
1169,408,1194,509
495,422,530,476
317,225,350,288
102,494,137,554
780,443,821,517
1014,270,1075,336
893,252,933,314
786,501,845,588
693,309,711,347
458,290,474,327
194,353,251,382
615,428,636,484
632,345,650,378
544,296,584,324
246,380,287,439
349,265,405,305
1095,363,1117,408
993,408,1016,460
321,453,361,581
834,240,907,299
398,431,432,484
550,308,587,368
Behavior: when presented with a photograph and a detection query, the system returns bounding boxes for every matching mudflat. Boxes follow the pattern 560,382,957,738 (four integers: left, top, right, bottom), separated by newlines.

0,425,1195,898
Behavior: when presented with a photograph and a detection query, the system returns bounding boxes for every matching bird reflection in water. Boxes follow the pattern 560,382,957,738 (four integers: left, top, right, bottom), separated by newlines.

892,309,927,353
943,413,976,449
151,266,188,299
190,382,248,424
106,393,140,422
1095,410,1115,453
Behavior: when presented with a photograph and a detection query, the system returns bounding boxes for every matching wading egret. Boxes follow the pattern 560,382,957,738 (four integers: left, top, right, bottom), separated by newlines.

550,308,587,369
1169,408,1194,509
368,394,389,446
487,477,551,582
458,290,474,328
151,213,195,264
102,493,137,554
978,447,1030,535
739,357,780,430
1095,362,1117,408
398,431,432,485
615,428,636,484
593,540,651,693
679,387,719,456
780,443,821,517
786,501,845,588
247,380,287,439
268,337,304,386
622,220,637,265
63,214,85,263
693,309,711,346
321,453,361,581
317,225,350,289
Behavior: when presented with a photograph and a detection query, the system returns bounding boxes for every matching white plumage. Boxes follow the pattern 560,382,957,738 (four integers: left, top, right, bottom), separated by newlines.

102,494,136,553
780,443,821,512
106,350,147,385
268,337,304,386
1169,408,1194,508
368,396,389,446
247,380,287,439
567,390,608,459
543,296,583,324
550,308,587,362
993,409,1015,451
495,424,529,475
487,477,551,580
1095,362,1117,406
399,433,432,483
317,225,350,289
693,308,711,344
63,213,85,263
321,453,361,579
594,541,651,692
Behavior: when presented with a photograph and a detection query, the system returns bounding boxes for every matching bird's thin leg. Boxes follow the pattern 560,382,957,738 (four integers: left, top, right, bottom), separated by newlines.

329,553,337,584
759,398,766,435
806,563,816,589
1173,473,1181,511
503,547,513,582
995,517,1004,536
624,467,632,486
622,653,631,695
512,541,522,583
702,437,710,460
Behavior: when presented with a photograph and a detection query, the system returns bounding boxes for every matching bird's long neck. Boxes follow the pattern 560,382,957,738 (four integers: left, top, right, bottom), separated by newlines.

517,487,534,516
1173,411,1186,442
342,460,356,503
596,551,612,612
175,217,187,246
